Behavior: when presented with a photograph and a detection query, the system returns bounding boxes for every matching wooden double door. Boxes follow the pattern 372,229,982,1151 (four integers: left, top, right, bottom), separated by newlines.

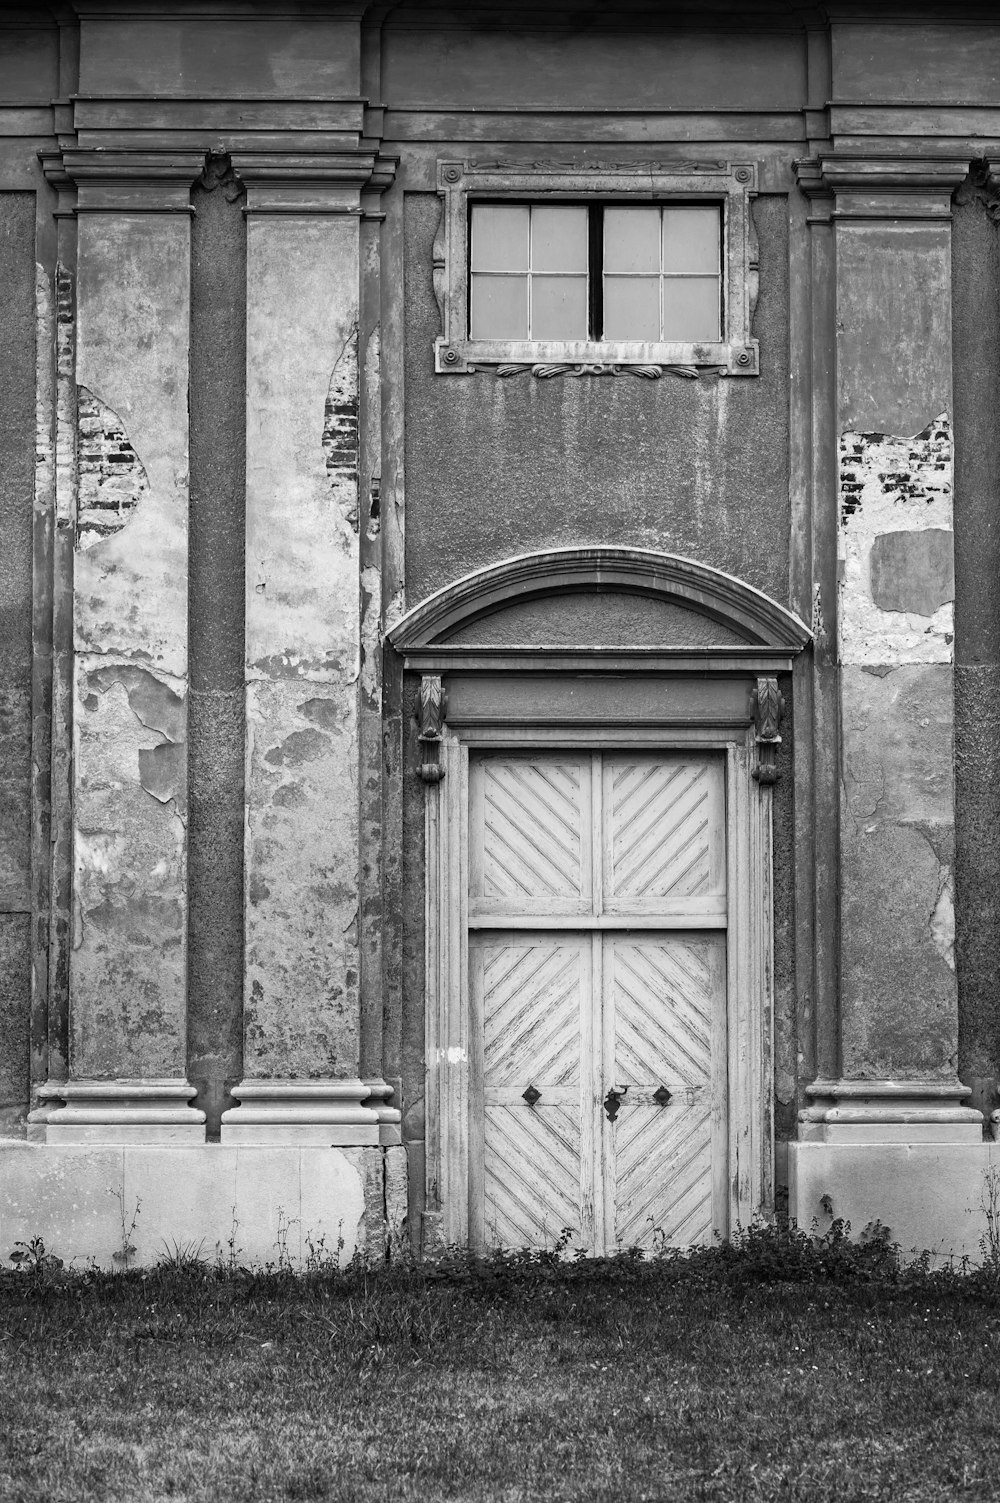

467,750,730,1254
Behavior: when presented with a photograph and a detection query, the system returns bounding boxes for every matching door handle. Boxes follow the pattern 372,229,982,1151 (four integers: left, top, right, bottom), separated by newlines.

603,1085,628,1123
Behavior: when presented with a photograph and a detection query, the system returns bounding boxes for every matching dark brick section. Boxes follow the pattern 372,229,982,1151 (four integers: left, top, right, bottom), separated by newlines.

953,179,1000,1107
187,154,247,1137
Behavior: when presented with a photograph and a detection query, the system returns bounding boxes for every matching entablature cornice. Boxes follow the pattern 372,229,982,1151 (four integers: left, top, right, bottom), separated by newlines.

39,143,397,212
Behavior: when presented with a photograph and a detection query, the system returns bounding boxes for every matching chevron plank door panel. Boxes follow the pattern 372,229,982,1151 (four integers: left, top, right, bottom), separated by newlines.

465,752,729,1255
470,931,596,1252
603,755,726,922
469,755,593,919
604,934,727,1249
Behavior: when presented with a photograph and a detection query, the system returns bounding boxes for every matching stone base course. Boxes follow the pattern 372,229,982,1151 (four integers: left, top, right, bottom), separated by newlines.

0,1144,407,1270
788,1141,1000,1264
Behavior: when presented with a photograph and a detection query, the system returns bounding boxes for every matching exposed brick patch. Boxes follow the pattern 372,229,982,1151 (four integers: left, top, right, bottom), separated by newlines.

839,417,951,524
323,326,359,532
76,386,149,550
839,415,953,667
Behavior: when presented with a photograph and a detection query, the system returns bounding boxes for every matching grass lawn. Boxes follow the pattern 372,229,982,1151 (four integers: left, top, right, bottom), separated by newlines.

2,1228,1000,1503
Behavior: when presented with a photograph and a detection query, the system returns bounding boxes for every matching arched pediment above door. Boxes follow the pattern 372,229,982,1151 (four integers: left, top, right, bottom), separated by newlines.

388,547,811,674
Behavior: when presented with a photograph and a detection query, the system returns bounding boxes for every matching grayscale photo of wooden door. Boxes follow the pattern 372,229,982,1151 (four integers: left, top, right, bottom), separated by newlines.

467,752,729,1254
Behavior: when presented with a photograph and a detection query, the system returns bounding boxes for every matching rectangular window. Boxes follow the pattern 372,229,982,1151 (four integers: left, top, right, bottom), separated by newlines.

470,203,722,344
434,160,758,376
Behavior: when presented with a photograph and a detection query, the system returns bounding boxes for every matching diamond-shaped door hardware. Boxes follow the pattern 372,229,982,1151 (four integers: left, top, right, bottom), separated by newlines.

522,1085,541,1106
653,1086,673,1107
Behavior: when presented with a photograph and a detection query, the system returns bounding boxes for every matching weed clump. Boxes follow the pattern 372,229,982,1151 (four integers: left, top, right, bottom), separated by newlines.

4,1215,1000,1309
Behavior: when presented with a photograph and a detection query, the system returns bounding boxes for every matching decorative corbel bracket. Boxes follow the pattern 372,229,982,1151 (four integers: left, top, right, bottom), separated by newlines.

751,676,784,784
418,675,447,783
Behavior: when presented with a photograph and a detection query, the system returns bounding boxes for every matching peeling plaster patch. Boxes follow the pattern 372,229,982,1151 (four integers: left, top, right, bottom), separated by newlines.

250,652,345,683
930,867,956,972
263,727,330,767
71,677,187,1075
870,529,954,617
76,386,149,550
244,679,359,1077
297,697,344,733
323,324,359,533
384,586,406,634
85,665,186,816
359,564,383,707
89,664,184,742
138,742,186,809
55,263,76,528
839,415,953,666
811,582,824,641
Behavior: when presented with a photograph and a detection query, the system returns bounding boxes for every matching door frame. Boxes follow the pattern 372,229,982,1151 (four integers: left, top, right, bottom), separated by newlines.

423,678,775,1246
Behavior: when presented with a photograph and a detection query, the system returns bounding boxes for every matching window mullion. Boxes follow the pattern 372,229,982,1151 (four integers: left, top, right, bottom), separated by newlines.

589,205,603,341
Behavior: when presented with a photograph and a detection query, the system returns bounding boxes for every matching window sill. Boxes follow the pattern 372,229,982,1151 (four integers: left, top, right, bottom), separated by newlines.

434,336,758,377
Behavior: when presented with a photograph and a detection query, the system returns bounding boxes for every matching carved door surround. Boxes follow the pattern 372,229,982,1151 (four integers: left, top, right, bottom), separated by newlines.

389,548,811,1247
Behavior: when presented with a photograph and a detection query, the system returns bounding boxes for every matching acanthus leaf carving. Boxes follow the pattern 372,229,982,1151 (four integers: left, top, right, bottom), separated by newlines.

418,675,447,784
494,363,702,381
751,676,784,785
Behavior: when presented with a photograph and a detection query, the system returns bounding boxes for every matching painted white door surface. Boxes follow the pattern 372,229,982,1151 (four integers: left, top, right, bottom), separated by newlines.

468,752,728,1254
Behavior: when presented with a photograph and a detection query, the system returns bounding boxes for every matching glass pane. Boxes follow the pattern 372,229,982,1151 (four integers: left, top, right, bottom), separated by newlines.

471,274,529,338
662,207,721,275
604,208,660,274
531,274,588,339
471,205,529,272
531,206,588,273
603,276,660,340
661,276,720,340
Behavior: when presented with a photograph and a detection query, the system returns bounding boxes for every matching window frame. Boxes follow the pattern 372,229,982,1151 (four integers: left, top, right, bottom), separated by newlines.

433,160,759,377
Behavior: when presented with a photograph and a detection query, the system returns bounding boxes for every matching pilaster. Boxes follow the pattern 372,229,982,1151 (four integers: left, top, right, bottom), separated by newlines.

32,150,206,1143
221,152,397,1144
796,151,980,1140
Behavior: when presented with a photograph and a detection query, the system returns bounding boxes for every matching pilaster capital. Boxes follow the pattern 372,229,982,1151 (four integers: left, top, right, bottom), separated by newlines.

41,148,208,213
795,152,972,221
231,149,398,215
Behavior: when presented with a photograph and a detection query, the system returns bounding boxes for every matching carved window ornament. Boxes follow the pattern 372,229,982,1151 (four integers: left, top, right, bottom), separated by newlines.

433,160,759,378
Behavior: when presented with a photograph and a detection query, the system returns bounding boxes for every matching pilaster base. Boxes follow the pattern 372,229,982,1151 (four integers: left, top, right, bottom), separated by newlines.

29,1080,206,1144
220,1079,380,1145
363,1078,403,1146
799,1079,983,1143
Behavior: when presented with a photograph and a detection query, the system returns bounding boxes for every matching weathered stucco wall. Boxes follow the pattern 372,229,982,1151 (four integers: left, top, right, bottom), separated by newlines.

403,193,790,606
953,174,1000,1116
243,208,362,1080
72,212,191,1080
0,192,35,1130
